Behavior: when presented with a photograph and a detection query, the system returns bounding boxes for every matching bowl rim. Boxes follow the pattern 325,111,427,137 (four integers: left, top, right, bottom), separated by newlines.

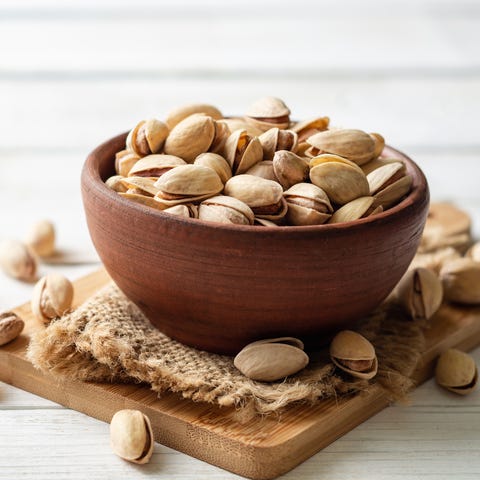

82,131,429,235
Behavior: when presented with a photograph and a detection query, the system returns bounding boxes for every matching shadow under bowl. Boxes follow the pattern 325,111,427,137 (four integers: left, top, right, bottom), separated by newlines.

81,133,429,355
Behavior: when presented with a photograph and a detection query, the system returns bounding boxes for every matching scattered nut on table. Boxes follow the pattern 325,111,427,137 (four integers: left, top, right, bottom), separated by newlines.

31,273,74,324
0,311,25,346
110,409,154,464
440,258,480,305
435,348,478,395
0,239,37,282
24,219,56,257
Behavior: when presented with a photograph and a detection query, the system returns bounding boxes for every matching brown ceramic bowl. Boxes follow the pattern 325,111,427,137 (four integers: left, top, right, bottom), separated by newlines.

81,132,429,354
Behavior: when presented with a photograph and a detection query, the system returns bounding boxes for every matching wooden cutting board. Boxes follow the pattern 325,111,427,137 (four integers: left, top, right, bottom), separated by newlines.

1,269,480,480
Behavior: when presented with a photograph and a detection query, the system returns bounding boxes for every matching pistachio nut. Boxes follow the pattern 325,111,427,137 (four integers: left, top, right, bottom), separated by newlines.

245,161,278,182
222,129,263,175
115,150,141,177
309,154,370,205
31,273,74,324
163,204,198,218
121,177,160,197
367,161,406,195
222,117,263,137
165,103,223,129
126,119,169,156
164,113,215,162
0,240,37,282
154,164,223,207
372,175,412,209
291,116,330,143
283,183,333,226
106,175,128,193
466,242,480,262
440,258,480,304
395,267,443,320
435,349,478,395
370,132,385,158
209,120,231,154
110,409,154,464
306,129,376,166
198,195,254,225
273,150,309,189
0,311,25,346
328,196,382,224
128,154,186,178
234,339,309,381
245,96,291,132
25,220,55,257
330,330,378,380
224,174,287,220
259,128,298,160
194,152,232,184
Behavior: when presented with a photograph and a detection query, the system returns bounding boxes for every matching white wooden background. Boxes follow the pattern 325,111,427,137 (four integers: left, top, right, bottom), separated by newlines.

1,0,479,478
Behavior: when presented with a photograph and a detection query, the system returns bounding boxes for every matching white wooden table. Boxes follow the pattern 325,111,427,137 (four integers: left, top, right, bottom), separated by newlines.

1,1,479,478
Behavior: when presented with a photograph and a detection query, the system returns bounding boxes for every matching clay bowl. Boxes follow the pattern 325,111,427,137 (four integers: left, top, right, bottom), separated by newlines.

81,132,429,355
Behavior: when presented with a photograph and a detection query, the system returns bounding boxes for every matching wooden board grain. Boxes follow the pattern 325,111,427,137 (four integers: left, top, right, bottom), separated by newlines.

1,269,480,480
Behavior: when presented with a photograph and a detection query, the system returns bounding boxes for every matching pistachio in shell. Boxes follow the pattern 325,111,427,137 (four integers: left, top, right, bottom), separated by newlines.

115,150,140,177
440,258,480,305
309,154,370,205
283,183,333,226
0,240,37,282
367,161,406,195
435,349,478,395
165,103,223,129
209,120,231,154
163,204,198,218
222,129,263,175
0,311,25,347
222,117,263,137
273,150,309,190
126,119,169,156
328,196,382,224
330,330,378,380
106,175,128,193
164,113,215,162
291,116,330,143
110,409,154,464
372,174,412,210
121,176,160,197
395,267,443,320
198,195,254,226
370,132,385,158
25,220,55,257
259,128,298,160
245,160,278,182
194,152,232,184
128,154,186,178
245,96,291,132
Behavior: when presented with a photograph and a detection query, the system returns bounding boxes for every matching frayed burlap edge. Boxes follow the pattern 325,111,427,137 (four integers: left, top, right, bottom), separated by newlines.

27,283,425,415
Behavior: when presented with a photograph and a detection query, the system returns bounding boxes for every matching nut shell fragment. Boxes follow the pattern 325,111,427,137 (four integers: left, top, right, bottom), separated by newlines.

435,349,478,395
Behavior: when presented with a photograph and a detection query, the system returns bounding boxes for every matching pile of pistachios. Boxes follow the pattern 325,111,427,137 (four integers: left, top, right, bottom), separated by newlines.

106,97,413,226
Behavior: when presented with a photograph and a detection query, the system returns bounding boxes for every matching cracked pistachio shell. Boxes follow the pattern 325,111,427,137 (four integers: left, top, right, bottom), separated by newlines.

245,161,278,182
106,175,128,193
259,128,298,160
0,240,37,282
284,183,333,226
0,311,25,346
25,220,55,257
31,273,74,323
126,119,169,156
164,113,215,162
222,129,263,175
466,242,480,262
291,117,330,143
224,174,287,220
273,150,309,189
110,409,154,464
209,120,231,154
328,196,381,224
330,330,377,380
119,192,166,211
440,258,480,304
128,154,186,178
372,175,413,210
245,97,291,131
198,195,254,226
395,267,443,320
306,129,376,166
234,341,309,382
194,152,232,184
435,349,478,395
222,118,263,137
163,204,198,218
367,161,406,195
121,177,160,197
309,154,370,205
115,150,140,177
165,103,222,129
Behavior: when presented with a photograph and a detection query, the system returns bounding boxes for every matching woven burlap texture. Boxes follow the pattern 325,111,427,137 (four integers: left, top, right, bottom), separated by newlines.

27,283,425,415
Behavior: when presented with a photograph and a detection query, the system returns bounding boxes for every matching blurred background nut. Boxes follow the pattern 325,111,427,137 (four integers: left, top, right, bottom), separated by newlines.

466,242,480,262
435,349,478,395
31,273,74,324
25,219,56,257
110,409,154,464
165,103,223,130
245,96,291,132
0,240,37,282
0,311,25,346
440,258,480,305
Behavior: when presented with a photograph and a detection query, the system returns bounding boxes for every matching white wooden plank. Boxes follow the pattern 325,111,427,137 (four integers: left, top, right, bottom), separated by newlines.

0,383,61,409
1,78,480,151
0,15,479,74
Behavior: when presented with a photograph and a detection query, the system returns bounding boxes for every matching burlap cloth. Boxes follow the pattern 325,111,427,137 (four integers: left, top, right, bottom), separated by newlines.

27,283,425,415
